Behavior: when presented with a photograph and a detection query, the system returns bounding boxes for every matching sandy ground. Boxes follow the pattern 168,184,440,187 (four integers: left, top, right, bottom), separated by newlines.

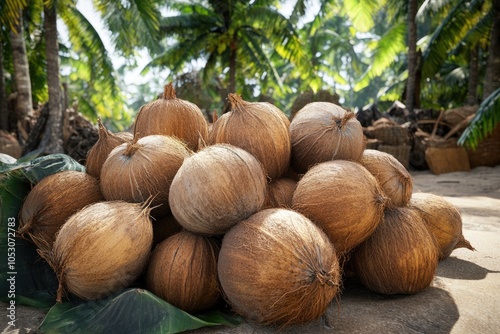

2,165,500,334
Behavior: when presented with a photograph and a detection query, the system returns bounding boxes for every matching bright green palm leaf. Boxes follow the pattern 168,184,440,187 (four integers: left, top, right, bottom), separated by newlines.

458,88,500,150
422,0,488,79
341,0,382,32
93,0,160,56
354,21,406,91
59,5,117,96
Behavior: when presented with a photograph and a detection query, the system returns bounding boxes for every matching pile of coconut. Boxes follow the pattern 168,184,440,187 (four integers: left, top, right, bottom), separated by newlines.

19,83,474,327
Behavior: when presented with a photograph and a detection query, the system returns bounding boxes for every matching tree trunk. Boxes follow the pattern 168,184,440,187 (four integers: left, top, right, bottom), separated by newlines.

40,3,64,154
467,45,479,105
483,0,500,99
405,0,418,116
9,11,33,135
0,41,8,131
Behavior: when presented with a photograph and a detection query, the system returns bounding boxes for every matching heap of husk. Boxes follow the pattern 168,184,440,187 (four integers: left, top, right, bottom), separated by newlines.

18,86,476,329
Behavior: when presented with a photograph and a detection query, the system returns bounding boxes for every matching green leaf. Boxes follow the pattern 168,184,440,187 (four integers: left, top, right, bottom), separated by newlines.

40,289,243,334
458,87,500,150
0,153,85,185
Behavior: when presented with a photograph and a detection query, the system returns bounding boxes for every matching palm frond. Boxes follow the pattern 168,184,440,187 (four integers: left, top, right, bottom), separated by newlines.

354,21,406,91
458,87,500,150
59,6,118,96
94,0,161,56
0,0,28,32
451,10,493,56
341,0,381,33
422,0,487,79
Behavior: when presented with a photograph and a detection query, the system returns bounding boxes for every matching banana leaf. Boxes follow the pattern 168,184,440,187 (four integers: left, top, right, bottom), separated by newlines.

40,289,243,334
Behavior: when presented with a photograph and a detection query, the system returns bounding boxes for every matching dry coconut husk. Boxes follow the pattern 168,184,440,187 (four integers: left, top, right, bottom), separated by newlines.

218,208,340,326
100,134,192,217
18,171,104,253
169,144,267,235
409,192,474,260
289,102,365,174
209,94,291,180
49,201,153,302
145,230,220,313
351,207,439,295
85,118,133,178
133,83,209,151
292,160,388,254
262,177,297,209
360,149,413,207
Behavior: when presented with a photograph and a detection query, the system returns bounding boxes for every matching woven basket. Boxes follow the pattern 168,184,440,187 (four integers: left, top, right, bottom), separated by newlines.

378,144,411,169
444,105,477,127
466,124,500,168
365,123,410,146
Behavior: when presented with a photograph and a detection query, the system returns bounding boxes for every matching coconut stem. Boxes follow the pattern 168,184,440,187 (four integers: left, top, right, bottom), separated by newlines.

97,117,109,138
124,134,140,157
227,93,244,113
316,270,338,287
455,235,475,251
16,218,33,236
163,83,176,100
340,112,356,128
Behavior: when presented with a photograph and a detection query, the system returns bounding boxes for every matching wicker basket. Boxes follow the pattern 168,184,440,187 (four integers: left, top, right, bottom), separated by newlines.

365,123,410,146
444,105,477,127
466,124,500,168
425,147,470,175
378,144,411,169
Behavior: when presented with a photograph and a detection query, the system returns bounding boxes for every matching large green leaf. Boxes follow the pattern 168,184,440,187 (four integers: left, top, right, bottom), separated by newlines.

40,288,243,334
0,154,87,309
458,87,500,150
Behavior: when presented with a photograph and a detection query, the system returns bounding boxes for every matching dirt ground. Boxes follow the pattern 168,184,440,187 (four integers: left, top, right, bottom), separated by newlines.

2,165,500,334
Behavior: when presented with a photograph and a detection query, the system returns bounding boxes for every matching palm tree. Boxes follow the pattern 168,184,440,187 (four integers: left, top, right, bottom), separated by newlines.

420,0,500,148
7,8,33,139
1,0,162,152
147,0,309,101
39,2,63,153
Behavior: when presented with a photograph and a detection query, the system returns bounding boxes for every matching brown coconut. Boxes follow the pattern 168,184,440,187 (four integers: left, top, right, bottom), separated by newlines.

133,83,209,151
292,160,388,253
50,201,153,302
100,134,191,217
409,192,474,260
351,207,439,295
152,214,182,245
85,118,133,178
169,144,267,235
289,102,365,174
145,230,220,313
263,177,297,209
360,149,413,207
18,171,104,252
209,94,291,180
218,208,340,326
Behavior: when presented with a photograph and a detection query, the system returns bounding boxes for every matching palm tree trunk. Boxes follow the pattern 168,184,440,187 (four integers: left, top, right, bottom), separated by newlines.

467,45,479,105
0,41,8,131
405,0,418,116
40,3,64,154
483,0,500,99
10,11,33,132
